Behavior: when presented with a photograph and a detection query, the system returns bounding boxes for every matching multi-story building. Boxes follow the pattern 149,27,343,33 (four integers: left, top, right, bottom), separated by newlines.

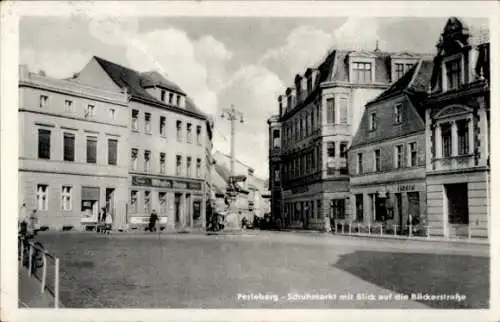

18,65,129,230
267,115,282,225
425,18,490,239
73,56,213,231
348,59,433,234
272,47,427,230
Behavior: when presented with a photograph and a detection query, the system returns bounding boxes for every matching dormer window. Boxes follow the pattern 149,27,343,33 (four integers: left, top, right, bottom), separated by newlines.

169,93,174,104
176,95,181,106
369,112,377,131
287,95,292,109
445,57,462,90
352,62,372,83
161,90,166,102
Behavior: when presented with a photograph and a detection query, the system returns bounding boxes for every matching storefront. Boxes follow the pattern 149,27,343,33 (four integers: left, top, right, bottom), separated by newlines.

283,182,324,230
350,180,426,234
128,175,205,231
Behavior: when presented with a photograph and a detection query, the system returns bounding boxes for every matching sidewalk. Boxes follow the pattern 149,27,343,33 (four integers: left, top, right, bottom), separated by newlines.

18,266,56,308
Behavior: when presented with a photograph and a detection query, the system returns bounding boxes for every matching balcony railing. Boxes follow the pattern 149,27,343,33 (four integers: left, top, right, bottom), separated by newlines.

433,154,476,171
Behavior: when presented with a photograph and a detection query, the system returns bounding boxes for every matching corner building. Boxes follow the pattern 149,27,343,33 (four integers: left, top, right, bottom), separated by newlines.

348,60,433,234
424,18,490,239
18,65,129,230
74,57,213,231
272,47,427,230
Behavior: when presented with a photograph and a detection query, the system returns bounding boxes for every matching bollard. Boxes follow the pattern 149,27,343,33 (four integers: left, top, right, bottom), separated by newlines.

368,224,371,235
28,245,34,276
334,222,338,234
341,223,345,234
55,258,60,308
409,224,413,237
427,225,431,239
380,224,383,236
41,253,47,293
393,225,398,237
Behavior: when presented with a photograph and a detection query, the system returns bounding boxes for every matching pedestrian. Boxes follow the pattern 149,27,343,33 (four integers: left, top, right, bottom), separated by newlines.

105,211,113,234
149,209,159,232
26,209,38,238
99,207,108,234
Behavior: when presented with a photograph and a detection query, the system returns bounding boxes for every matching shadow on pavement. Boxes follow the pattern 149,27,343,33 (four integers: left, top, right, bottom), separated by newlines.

332,251,489,309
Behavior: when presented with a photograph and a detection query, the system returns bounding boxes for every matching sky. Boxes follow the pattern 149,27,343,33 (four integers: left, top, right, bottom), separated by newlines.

20,15,489,179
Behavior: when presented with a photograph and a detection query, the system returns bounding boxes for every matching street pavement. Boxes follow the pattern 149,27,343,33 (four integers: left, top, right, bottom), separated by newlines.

34,230,489,309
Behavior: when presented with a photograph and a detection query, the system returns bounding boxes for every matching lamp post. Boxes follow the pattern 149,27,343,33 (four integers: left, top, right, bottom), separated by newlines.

220,104,245,176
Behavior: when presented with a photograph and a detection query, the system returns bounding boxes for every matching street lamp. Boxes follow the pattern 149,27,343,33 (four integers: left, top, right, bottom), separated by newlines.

219,104,245,176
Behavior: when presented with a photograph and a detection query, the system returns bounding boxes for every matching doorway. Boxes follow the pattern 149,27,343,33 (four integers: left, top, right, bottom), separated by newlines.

407,192,420,225
159,192,167,217
174,193,182,228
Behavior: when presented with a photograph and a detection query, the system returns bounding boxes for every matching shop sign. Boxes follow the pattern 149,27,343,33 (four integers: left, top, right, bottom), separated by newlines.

187,182,202,190
399,184,415,192
230,175,247,183
152,179,173,188
132,176,152,186
132,176,202,190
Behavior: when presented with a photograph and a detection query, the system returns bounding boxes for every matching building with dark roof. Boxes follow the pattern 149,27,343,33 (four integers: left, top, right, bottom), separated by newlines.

269,44,429,231
347,59,433,235
424,18,490,240
73,56,214,231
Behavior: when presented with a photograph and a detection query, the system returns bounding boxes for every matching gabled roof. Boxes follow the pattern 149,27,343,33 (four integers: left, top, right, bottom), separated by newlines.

93,56,206,119
368,59,433,105
350,59,432,149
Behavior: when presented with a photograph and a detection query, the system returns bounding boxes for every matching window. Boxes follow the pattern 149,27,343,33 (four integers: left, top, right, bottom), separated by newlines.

305,114,309,136
196,125,202,145
357,153,363,174
160,116,166,137
86,137,97,164
61,186,72,211
326,98,335,124
369,112,377,131
108,139,118,165
408,142,417,167
176,155,182,176
176,120,182,142
340,142,348,158
64,100,73,111
187,156,192,176
131,148,138,170
273,129,280,148
38,129,51,159
196,158,201,177
169,93,174,104
355,194,364,222
144,191,151,213
85,105,96,120
374,149,381,172
395,63,405,80
39,95,48,108
294,119,299,141
144,150,151,172
457,120,469,156
132,109,139,131
108,108,116,120
161,90,166,102
160,153,166,174
446,58,462,90
311,111,315,132
130,190,138,213
63,132,75,162
299,119,303,139
36,184,49,211
176,95,181,106
144,113,151,134
442,123,452,157
395,145,404,168
327,142,335,157
352,62,372,83
331,199,346,219
394,103,402,124
339,98,348,124
187,123,192,143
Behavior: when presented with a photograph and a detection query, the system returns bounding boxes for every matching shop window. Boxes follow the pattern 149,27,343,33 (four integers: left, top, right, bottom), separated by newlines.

355,194,364,222
331,199,345,219
130,190,138,213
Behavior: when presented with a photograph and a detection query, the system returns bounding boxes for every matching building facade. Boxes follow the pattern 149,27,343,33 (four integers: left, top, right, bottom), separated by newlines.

267,115,282,224
18,65,129,230
272,47,427,230
348,60,433,234
425,18,490,239
74,56,213,231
